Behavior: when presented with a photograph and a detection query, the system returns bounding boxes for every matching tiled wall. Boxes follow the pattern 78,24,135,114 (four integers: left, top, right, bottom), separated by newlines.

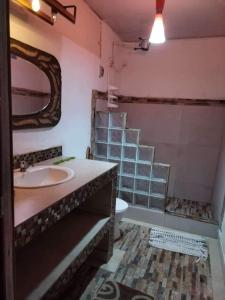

213,130,225,223
117,104,225,204
13,146,62,169
94,112,170,211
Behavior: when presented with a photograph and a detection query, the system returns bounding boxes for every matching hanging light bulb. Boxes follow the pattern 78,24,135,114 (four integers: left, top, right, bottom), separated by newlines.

31,0,41,12
149,13,166,44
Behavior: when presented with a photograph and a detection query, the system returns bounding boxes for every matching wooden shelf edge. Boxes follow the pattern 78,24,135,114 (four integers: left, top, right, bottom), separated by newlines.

30,217,111,299
16,213,111,300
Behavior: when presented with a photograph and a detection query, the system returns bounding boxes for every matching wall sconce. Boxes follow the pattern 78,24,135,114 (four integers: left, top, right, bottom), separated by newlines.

13,0,76,25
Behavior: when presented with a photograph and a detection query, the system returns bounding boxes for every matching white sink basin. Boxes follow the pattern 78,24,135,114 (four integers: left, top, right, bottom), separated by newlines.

14,165,74,189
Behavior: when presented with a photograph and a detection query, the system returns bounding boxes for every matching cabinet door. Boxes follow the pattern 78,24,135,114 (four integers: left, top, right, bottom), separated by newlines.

0,0,14,299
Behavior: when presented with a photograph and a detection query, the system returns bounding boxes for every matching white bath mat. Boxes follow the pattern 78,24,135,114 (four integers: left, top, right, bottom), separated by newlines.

149,227,208,261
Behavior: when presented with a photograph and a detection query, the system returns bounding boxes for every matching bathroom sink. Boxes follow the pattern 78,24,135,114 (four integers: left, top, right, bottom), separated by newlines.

14,165,74,189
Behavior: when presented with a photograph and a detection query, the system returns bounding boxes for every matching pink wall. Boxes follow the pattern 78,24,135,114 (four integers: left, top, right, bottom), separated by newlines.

11,58,50,115
112,37,225,206
116,38,225,99
11,58,50,92
10,0,120,157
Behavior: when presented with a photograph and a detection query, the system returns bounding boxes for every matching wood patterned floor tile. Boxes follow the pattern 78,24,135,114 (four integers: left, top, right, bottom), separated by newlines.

166,197,216,224
82,222,213,300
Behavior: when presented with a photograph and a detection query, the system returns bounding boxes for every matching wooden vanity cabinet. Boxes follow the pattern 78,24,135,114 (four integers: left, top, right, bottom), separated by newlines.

15,163,117,300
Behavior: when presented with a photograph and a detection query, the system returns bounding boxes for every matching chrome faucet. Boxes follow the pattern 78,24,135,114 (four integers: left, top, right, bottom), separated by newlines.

19,158,34,172
19,161,29,172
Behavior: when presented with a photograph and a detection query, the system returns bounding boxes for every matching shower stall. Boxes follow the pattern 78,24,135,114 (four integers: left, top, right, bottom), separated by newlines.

92,97,225,233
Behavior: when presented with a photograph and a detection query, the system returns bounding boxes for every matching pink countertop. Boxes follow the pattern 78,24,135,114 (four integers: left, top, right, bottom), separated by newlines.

14,158,117,227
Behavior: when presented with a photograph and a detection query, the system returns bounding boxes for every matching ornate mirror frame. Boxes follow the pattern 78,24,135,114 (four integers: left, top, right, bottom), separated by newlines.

11,38,61,129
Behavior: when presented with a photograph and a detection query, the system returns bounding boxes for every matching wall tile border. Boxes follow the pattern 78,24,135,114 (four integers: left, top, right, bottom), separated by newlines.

92,90,225,107
13,146,62,169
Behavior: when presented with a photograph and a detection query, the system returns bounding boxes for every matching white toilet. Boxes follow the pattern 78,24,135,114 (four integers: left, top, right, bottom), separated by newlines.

114,198,128,240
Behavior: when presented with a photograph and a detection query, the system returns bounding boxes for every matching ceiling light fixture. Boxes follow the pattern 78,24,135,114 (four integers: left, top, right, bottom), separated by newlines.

149,0,166,44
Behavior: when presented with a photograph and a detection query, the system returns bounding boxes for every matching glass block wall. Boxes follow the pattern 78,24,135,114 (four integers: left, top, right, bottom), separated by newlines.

94,112,170,211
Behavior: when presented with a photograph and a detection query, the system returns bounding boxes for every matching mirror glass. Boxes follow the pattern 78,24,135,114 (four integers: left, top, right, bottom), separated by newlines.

11,55,51,116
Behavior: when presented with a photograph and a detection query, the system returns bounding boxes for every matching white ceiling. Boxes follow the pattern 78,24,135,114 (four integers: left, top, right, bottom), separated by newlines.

85,0,225,42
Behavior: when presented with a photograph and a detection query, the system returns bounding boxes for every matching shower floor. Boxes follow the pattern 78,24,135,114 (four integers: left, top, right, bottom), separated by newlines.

165,197,217,224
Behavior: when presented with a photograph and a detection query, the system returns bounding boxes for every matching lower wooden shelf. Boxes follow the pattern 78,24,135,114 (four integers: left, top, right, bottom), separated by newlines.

15,211,111,300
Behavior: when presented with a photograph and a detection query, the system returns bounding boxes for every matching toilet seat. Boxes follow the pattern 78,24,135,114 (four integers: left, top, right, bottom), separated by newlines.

116,198,128,213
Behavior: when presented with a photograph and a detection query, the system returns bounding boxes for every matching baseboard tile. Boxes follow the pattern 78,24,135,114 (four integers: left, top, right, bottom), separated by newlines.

126,206,218,238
